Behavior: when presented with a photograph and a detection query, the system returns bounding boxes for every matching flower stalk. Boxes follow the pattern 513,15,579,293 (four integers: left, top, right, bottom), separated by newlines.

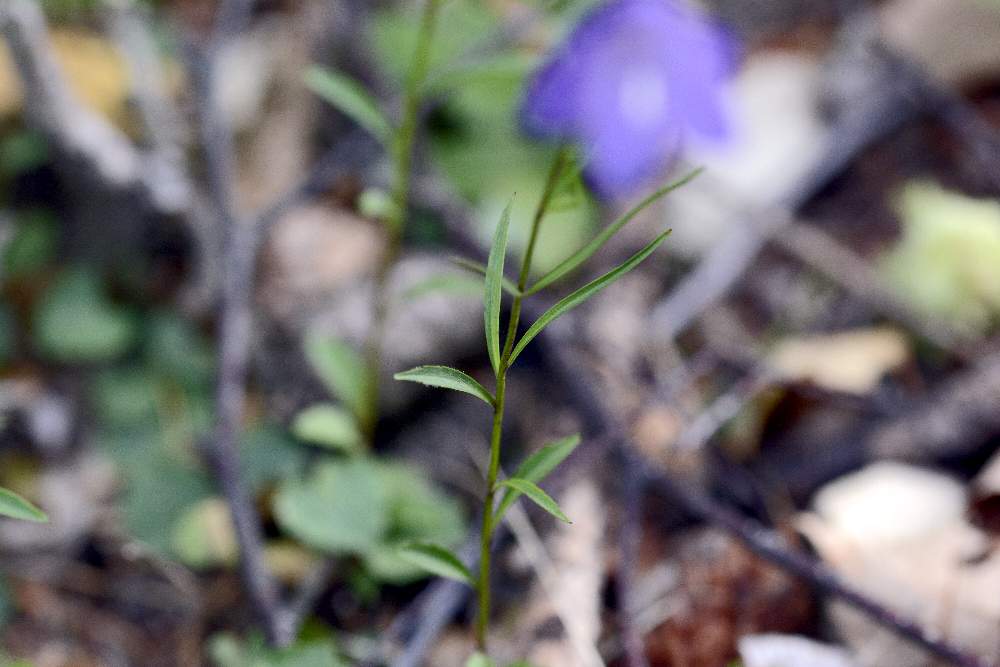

361,0,443,443
475,148,569,650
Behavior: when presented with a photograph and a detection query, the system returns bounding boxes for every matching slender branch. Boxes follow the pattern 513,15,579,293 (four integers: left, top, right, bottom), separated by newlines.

617,467,650,667
106,1,192,212
186,33,293,647
0,0,188,214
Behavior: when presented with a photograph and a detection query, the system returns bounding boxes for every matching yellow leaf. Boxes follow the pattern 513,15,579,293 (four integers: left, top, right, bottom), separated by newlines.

0,28,129,122
769,327,909,394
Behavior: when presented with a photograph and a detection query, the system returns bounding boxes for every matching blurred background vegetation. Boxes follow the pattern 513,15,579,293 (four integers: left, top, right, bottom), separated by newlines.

0,0,1000,666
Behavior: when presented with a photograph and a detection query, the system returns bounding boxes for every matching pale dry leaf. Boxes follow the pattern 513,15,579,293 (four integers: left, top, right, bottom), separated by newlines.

516,479,606,667
880,0,1000,87
769,327,909,395
973,449,1000,497
739,634,858,667
797,462,1000,666
810,461,966,546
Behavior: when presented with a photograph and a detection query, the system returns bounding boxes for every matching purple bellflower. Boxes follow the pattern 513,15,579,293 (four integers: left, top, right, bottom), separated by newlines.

521,0,734,200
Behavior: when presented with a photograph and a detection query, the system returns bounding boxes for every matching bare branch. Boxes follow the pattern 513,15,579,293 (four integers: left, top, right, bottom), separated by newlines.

186,36,294,647
0,0,188,214
105,1,192,212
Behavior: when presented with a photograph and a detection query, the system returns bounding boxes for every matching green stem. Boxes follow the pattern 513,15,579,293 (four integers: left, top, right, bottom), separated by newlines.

476,369,505,649
361,0,442,443
474,147,568,651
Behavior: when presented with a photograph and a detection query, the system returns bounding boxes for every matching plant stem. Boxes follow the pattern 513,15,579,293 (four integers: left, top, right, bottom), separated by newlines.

476,368,506,649
475,147,569,651
361,0,442,443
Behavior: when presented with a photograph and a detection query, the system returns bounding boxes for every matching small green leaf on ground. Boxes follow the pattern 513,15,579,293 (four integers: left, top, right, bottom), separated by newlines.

273,459,388,554
291,404,364,454
33,266,138,363
363,462,466,584
882,181,1000,333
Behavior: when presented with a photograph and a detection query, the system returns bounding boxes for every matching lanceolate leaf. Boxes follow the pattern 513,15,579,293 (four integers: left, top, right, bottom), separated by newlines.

304,66,393,145
526,169,700,296
403,273,482,301
484,199,514,375
498,478,571,524
396,542,474,586
494,434,580,523
0,487,47,522
394,366,495,406
508,230,672,367
449,256,521,297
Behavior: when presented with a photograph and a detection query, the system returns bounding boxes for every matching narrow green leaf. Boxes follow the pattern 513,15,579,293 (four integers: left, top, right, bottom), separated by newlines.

0,487,47,522
394,365,494,406
425,53,538,96
403,273,482,301
508,229,672,367
498,479,571,524
484,199,515,376
526,169,700,296
304,66,393,144
449,256,520,296
396,542,474,586
494,434,580,523
291,404,363,454
303,334,371,423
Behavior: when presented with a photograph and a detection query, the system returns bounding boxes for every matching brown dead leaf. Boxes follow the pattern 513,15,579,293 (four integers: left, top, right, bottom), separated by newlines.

641,528,813,667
